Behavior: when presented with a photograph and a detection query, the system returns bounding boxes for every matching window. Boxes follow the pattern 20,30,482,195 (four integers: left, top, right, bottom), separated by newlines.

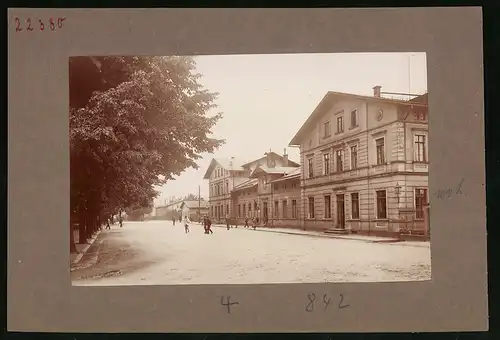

226,181,229,193
226,204,229,216
376,138,385,165
337,115,344,133
248,203,252,212
283,183,287,190
292,200,297,218
274,201,279,218
324,121,331,137
308,157,314,178
350,109,358,127
350,145,358,169
414,134,426,162
351,193,359,219
282,200,288,218
221,205,224,216
243,204,246,216
211,206,213,216
273,183,279,190
308,197,315,219
376,190,387,219
324,195,331,218
238,204,241,217
254,202,258,211
323,153,330,175
415,188,428,219
336,149,344,172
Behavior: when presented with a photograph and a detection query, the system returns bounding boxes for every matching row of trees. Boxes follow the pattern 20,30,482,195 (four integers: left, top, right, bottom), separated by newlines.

69,56,224,252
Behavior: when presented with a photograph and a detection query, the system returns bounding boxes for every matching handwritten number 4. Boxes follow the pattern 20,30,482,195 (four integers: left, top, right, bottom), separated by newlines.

220,296,239,314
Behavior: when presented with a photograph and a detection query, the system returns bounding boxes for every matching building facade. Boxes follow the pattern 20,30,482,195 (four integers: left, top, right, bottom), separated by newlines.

231,151,301,227
203,151,300,224
289,86,429,236
180,200,209,222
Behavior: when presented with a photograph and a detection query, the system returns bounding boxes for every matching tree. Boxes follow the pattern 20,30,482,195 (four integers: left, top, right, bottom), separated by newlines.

183,193,199,200
69,56,224,251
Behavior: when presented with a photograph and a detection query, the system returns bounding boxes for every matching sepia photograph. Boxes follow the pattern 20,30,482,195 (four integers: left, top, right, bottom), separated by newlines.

69,52,430,286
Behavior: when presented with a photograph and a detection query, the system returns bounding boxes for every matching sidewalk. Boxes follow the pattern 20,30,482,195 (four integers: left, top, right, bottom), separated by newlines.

70,228,102,266
210,223,429,247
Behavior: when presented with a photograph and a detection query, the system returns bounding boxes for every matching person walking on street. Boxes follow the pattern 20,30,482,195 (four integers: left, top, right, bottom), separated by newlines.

119,216,123,228
253,216,259,230
184,216,190,233
105,218,111,230
172,216,176,226
244,217,249,228
206,216,213,234
226,214,230,230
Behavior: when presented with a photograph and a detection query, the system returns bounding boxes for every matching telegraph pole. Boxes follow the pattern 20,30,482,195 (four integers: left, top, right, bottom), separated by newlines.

198,185,201,222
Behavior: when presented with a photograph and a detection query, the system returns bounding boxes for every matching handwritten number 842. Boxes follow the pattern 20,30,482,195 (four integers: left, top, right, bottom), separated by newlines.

14,17,66,32
306,293,350,312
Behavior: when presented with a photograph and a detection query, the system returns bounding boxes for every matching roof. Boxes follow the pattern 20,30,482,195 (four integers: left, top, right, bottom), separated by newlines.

233,178,258,191
289,90,429,146
202,157,247,179
249,166,300,178
240,152,300,168
270,167,301,183
180,200,209,209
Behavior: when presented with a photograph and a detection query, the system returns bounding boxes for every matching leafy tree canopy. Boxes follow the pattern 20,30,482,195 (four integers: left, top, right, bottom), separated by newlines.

70,56,224,224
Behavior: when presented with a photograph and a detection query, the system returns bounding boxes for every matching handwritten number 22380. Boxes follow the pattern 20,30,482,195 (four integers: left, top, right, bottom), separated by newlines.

14,17,66,32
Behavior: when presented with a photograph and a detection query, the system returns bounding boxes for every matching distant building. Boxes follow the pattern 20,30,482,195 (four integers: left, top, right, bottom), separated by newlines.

180,200,209,222
155,200,183,219
232,150,301,227
203,150,301,224
289,86,429,237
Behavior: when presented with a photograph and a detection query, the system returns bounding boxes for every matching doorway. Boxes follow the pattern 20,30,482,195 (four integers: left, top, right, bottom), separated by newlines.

336,194,345,229
263,201,268,221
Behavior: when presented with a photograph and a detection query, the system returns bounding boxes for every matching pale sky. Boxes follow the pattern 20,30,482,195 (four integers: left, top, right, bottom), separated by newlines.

154,52,427,206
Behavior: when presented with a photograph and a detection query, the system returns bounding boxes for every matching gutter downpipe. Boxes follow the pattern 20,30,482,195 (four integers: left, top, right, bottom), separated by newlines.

366,101,371,236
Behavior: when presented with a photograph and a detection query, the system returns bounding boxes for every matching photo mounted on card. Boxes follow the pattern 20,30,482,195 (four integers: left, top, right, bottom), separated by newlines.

8,7,487,333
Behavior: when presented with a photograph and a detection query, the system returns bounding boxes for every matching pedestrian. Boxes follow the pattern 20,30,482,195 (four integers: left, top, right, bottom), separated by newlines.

202,216,207,234
226,214,230,230
119,216,123,228
206,216,213,234
244,217,249,228
105,218,111,230
179,216,182,224
172,216,176,226
253,217,259,230
184,216,190,233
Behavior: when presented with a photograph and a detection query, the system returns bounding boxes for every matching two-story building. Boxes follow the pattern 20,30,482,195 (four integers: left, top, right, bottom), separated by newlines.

203,151,300,224
231,150,301,227
289,86,429,237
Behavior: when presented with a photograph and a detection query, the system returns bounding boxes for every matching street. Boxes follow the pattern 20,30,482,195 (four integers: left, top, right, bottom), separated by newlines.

71,221,431,286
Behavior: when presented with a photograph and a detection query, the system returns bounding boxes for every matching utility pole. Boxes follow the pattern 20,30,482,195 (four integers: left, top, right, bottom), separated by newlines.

198,185,201,222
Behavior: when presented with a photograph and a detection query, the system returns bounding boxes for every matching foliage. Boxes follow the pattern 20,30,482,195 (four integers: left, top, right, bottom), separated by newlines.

69,56,224,235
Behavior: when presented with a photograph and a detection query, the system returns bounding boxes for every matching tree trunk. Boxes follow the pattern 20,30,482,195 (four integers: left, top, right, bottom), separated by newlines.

78,206,87,244
70,223,77,253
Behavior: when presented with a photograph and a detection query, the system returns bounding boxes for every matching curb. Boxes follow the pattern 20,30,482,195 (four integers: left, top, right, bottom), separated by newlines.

211,224,402,244
71,230,102,265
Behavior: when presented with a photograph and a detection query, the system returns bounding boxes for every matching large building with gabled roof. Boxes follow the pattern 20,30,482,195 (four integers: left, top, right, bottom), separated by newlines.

289,85,429,237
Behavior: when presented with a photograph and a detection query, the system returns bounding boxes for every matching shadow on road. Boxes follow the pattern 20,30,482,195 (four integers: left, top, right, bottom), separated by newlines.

71,231,157,283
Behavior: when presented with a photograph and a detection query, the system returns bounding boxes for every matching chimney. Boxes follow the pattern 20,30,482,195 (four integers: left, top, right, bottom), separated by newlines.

373,85,382,98
283,148,288,167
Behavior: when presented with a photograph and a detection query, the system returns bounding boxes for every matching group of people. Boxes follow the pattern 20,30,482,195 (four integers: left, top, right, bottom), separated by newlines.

170,214,262,234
